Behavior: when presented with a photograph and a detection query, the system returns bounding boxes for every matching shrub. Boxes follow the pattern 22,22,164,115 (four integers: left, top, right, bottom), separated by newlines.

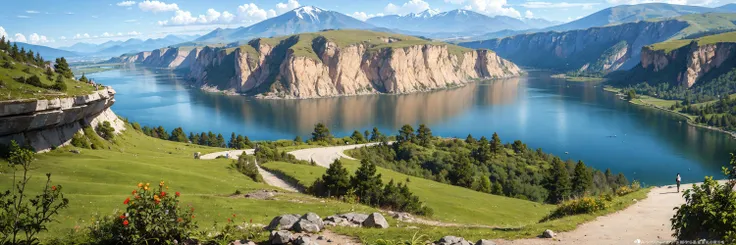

0,141,70,245
54,75,67,92
95,121,115,140
544,196,609,221
83,126,106,150
70,132,91,149
671,154,736,243
89,181,197,245
615,180,640,196
132,122,142,131
232,154,263,182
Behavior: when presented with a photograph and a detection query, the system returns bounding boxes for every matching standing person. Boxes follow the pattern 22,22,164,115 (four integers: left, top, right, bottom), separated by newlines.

676,173,681,193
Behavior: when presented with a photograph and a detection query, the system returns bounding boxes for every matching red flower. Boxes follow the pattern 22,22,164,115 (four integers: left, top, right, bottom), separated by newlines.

123,220,129,226
191,215,195,219
123,198,130,205
227,218,231,223
132,190,137,195
154,199,160,204
232,214,236,217
51,185,57,191
250,219,252,223
175,192,180,197
160,191,166,197
119,215,125,219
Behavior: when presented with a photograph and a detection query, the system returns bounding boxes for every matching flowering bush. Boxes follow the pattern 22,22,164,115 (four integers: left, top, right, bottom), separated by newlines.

543,196,609,221
615,180,641,196
103,181,196,244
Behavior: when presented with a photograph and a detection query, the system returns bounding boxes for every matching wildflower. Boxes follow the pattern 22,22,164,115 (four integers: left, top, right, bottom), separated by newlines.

177,217,183,222
51,185,57,191
137,183,143,188
175,192,180,197
146,183,150,187
159,181,165,187
132,190,137,195
123,220,129,226
154,195,159,200
227,218,231,223
135,195,141,199
160,191,166,197
232,214,236,217
191,215,195,219
144,186,149,191
155,199,160,204
123,198,130,205
119,215,125,219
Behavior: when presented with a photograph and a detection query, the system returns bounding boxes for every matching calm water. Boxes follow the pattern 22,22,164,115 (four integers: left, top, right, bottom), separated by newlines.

92,67,736,186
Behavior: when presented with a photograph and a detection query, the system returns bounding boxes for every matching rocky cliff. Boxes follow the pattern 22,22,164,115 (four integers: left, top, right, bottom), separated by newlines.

0,88,125,152
459,19,689,73
629,41,736,87
113,30,521,99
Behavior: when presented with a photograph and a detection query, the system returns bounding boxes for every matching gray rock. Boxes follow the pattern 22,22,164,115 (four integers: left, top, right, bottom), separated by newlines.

338,212,368,224
269,230,292,245
436,236,472,245
542,229,556,238
69,149,80,154
475,239,496,245
362,212,389,228
294,236,312,245
293,219,321,233
317,235,325,240
229,240,256,245
300,212,324,228
266,214,300,231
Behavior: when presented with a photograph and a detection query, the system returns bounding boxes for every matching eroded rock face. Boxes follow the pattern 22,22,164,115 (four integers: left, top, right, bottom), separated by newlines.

639,42,736,88
0,87,125,152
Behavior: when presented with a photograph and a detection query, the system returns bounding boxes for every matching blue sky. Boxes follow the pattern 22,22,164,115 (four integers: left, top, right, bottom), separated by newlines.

0,0,732,47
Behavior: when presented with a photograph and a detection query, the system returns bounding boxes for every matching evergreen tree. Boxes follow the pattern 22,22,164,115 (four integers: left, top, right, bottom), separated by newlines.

243,136,252,148
79,73,89,83
216,134,226,147
490,132,502,155
155,126,169,140
53,57,73,78
449,155,475,188
188,132,198,144
512,140,526,153
169,127,188,142
364,130,370,141
478,176,492,193
397,124,415,144
370,127,382,142
472,136,491,163
465,134,476,145
294,135,303,143
199,132,209,146
235,135,247,149
315,159,351,197
547,158,571,204
491,182,504,195
53,75,67,91
228,133,237,148
572,160,593,197
351,160,384,206
350,130,365,143
416,124,433,147
311,123,332,142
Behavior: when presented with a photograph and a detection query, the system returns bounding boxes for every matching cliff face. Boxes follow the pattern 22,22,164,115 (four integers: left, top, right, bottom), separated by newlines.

459,20,689,73
0,88,125,152
113,34,521,99
638,42,736,87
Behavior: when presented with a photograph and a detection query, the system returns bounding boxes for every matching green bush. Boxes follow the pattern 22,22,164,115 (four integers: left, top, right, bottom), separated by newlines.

54,75,67,92
544,196,609,221
95,121,115,140
615,180,641,196
671,154,736,243
83,126,106,150
232,154,263,182
70,132,90,149
88,181,197,245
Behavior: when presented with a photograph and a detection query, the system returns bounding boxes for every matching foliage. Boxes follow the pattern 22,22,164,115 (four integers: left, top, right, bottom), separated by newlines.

95,121,116,140
254,144,308,165
572,161,593,198
53,75,67,92
310,159,351,197
351,160,384,206
82,126,106,150
89,181,197,245
543,196,609,221
546,158,571,204
70,132,91,149
232,154,263,182
311,123,333,142
671,153,736,243
53,57,73,79
615,180,641,196
372,232,429,245
0,141,69,245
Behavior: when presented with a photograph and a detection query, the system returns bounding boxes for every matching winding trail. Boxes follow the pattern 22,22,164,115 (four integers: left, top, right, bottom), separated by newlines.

199,149,299,192
288,142,387,168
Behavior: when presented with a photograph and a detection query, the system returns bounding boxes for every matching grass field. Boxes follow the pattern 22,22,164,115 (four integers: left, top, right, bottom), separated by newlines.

649,30,736,53
0,52,98,100
0,129,377,240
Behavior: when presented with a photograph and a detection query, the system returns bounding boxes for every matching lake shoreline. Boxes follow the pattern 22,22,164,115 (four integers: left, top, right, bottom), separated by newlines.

603,87,736,139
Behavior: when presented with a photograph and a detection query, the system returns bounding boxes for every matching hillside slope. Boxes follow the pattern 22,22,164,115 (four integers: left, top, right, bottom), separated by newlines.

113,30,522,99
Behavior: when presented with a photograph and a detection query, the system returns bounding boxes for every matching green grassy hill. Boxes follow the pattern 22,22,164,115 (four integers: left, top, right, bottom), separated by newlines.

0,51,97,100
0,129,376,239
649,30,736,52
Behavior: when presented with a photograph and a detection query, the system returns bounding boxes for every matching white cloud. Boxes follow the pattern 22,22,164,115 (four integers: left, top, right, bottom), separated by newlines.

124,19,138,23
447,0,521,18
102,32,113,37
384,0,430,15
28,33,52,44
138,0,179,13
26,10,40,14
14,33,27,43
0,27,7,39
276,0,300,14
127,31,142,36
349,12,378,21
525,10,534,18
606,0,713,5
117,32,124,36
237,3,276,24
74,33,91,39
520,1,599,9
65,12,75,15
117,1,136,7
60,36,67,40
221,11,235,23
17,15,30,18
159,8,238,26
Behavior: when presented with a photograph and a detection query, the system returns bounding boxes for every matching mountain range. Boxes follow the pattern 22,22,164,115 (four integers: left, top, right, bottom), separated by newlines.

366,9,559,34
60,34,200,57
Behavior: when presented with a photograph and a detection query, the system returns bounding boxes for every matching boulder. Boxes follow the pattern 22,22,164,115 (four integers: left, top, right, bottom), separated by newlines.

266,214,300,231
300,212,324,228
293,219,321,233
542,229,556,238
294,236,312,245
389,211,414,221
475,239,496,245
269,230,292,245
362,212,389,228
435,236,472,245
229,240,257,245
339,212,368,224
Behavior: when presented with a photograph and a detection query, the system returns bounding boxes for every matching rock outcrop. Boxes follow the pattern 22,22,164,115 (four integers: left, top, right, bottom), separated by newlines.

0,87,125,152
460,19,689,73
112,31,521,99
639,42,736,88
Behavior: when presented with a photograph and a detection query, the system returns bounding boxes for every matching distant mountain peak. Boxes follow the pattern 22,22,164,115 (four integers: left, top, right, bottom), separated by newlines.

293,6,325,20
412,9,440,18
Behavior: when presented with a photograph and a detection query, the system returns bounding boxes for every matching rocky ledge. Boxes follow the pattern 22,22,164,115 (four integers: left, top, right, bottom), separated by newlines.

0,87,125,152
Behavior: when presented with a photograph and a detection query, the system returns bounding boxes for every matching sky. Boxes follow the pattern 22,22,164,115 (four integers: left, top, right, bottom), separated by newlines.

0,0,733,48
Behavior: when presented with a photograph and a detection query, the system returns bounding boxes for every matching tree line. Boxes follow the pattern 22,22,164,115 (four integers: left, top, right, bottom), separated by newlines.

0,35,74,92
350,124,631,204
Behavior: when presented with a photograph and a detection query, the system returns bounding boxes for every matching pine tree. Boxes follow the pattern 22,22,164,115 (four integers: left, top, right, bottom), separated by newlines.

216,134,225,148
416,124,433,147
294,135,302,144
370,127,382,142
351,160,384,206
317,159,351,197
490,132,502,155
350,130,365,143
228,133,237,148
449,155,475,188
79,73,89,83
472,136,491,163
311,123,332,142
491,181,504,195
478,176,492,193
572,160,593,197
465,134,476,145
53,75,67,92
547,158,571,204
397,124,415,144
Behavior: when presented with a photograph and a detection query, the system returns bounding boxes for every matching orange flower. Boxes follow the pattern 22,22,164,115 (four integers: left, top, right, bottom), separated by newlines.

175,192,180,197
227,218,232,223
144,186,149,191
159,181,165,187
119,215,125,219
137,183,143,188
132,190,137,195
154,195,159,200
123,220,129,226
177,217,183,222
135,195,140,199
51,185,57,191
191,215,195,219
123,198,130,205
232,214,236,217
145,183,150,187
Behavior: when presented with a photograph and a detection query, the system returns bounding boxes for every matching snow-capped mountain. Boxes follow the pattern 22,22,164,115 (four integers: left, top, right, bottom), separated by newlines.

196,6,375,43
366,9,556,33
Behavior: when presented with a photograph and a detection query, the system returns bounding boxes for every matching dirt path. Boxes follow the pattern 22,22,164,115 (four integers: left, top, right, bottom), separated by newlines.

497,182,726,245
198,149,298,192
288,142,387,167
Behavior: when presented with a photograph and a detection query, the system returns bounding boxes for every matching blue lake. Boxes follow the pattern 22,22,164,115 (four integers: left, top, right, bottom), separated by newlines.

92,67,736,186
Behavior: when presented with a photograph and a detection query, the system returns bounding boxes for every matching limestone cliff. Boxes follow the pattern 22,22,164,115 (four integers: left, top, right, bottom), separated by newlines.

112,30,522,99
631,42,736,87
0,88,125,152
460,19,689,73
